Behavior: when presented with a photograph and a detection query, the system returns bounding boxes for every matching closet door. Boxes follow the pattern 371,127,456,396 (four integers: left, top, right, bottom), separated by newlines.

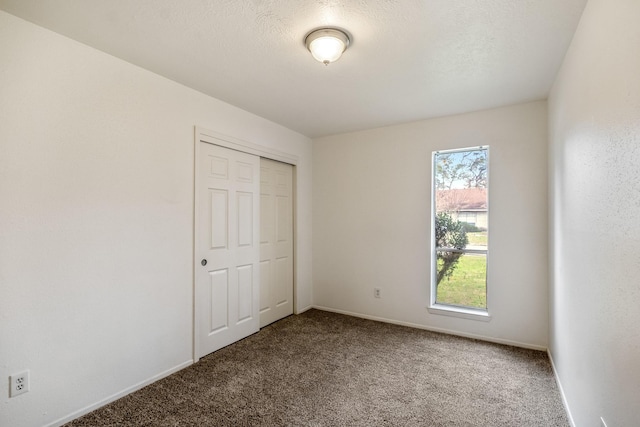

259,158,293,327
195,142,260,358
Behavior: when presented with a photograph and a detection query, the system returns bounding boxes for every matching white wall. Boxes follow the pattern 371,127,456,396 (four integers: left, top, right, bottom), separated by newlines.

548,0,640,425
313,101,549,349
0,11,312,427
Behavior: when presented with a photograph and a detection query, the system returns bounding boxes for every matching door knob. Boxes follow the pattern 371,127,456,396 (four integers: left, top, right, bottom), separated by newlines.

201,259,207,266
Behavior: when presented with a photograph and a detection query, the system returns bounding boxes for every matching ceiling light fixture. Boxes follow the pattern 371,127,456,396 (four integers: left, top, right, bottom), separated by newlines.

305,28,350,66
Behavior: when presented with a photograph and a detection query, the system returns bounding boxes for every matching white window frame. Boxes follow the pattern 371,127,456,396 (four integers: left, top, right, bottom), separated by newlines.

428,146,491,321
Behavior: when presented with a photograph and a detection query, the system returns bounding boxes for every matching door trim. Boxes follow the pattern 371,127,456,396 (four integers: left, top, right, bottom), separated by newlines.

194,127,299,362
197,127,299,165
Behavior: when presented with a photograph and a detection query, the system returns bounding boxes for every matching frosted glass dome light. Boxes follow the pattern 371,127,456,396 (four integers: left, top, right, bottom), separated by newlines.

305,28,350,65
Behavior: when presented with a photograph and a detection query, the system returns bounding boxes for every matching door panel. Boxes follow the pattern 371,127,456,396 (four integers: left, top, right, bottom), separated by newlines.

259,260,271,312
196,142,260,358
209,268,228,333
275,256,291,306
237,264,253,322
237,192,253,246
259,158,293,327
210,190,228,249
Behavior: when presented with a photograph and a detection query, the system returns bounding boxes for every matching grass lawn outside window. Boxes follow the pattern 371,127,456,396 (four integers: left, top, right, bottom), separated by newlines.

436,252,487,309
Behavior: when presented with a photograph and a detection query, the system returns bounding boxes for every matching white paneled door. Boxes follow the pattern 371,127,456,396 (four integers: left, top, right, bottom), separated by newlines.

259,159,294,327
195,142,260,358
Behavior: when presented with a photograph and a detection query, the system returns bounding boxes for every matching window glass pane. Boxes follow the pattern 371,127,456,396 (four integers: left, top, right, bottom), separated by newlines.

435,150,487,216
433,147,488,311
436,252,487,309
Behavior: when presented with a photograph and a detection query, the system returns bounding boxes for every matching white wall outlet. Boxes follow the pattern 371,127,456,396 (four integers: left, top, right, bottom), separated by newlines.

374,288,381,298
600,417,608,427
10,370,30,397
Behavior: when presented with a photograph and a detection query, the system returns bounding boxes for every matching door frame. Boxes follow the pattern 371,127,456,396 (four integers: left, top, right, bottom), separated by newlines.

193,126,299,362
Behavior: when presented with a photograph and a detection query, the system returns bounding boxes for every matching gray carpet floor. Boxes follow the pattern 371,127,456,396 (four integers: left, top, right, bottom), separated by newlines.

66,309,569,426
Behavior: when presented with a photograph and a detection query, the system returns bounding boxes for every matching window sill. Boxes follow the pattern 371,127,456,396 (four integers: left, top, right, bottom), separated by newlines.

427,304,491,322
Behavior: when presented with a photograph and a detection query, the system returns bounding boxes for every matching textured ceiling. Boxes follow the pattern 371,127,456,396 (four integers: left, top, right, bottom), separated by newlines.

0,0,588,138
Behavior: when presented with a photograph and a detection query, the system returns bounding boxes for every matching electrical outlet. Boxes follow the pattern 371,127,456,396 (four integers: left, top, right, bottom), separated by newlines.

10,370,30,397
600,417,608,427
374,288,381,298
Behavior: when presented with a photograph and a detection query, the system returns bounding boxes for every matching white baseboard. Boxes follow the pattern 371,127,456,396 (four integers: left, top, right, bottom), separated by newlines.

547,349,576,427
46,359,193,427
312,305,547,351
295,304,314,314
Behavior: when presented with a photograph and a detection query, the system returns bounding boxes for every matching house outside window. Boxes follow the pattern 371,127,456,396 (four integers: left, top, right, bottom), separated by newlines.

430,146,489,318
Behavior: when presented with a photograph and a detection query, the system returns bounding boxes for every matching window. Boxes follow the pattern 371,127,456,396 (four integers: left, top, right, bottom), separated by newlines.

430,147,489,317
